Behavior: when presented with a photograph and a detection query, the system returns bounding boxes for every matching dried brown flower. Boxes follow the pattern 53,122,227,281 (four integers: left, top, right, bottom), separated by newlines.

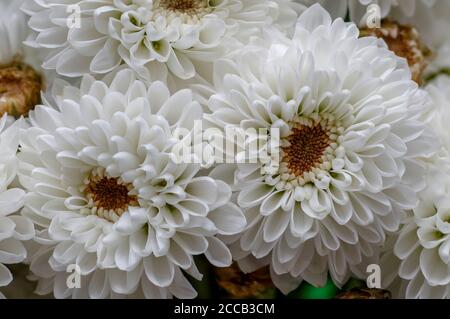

214,263,274,299
360,20,432,84
0,61,43,117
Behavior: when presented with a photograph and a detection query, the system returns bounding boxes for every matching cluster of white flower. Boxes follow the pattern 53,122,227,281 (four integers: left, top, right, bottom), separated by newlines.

1,0,450,299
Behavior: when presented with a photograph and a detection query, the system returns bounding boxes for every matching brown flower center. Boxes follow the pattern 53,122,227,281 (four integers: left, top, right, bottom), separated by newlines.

82,170,138,222
360,20,431,84
0,61,43,117
159,0,208,13
281,124,331,177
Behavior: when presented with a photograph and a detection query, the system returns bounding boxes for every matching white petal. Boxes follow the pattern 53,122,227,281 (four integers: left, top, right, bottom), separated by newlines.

208,203,246,235
238,183,273,208
0,189,25,216
168,268,197,299
263,209,290,243
0,238,26,264
0,263,12,287
204,237,232,267
143,255,175,288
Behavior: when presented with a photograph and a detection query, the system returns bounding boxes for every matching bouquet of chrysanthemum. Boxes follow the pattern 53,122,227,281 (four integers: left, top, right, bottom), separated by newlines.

1,0,450,300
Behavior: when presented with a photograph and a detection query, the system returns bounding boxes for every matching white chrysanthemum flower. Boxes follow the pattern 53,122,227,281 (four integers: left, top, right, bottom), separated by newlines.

204,4,437,294
18,69,246,299
23,0,302,83
0,115,35,299
381,75,450,299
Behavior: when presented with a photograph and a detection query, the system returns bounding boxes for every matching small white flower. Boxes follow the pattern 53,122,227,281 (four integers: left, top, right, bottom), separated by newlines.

19,69,246,298
23,0,301,83
204,4,437,294
0,115,35,299
381,75,450,299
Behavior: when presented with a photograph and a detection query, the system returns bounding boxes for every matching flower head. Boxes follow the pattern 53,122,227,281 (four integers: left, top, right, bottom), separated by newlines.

0,0,44,117
381,75,450,299
359,20,431,84
23,0,301,83
18,69,246,298
0,61,43,117
205,4,437,293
